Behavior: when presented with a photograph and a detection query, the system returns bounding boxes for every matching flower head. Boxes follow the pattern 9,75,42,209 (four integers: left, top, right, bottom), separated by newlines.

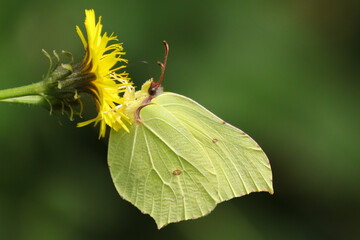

75,9,134,138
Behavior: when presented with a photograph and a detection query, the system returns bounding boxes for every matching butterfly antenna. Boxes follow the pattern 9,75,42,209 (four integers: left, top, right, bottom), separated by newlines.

148,41,169,96
157,40,169,86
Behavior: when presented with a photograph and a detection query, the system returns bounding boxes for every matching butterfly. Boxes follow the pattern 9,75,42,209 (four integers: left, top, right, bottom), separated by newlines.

108,41,273,228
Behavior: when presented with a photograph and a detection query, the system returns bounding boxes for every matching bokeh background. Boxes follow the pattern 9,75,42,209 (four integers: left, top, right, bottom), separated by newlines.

0,0,359,239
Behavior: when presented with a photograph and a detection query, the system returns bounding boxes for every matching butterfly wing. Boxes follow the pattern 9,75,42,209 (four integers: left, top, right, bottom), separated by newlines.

108,92,273,228
108,100,219,228
152,93,274,200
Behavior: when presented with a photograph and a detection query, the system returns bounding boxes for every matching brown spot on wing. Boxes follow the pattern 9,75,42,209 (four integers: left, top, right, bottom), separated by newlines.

212,138,218,143
172,169,182,175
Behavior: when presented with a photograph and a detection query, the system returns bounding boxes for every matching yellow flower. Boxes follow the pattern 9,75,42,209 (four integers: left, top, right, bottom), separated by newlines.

75,9,134,138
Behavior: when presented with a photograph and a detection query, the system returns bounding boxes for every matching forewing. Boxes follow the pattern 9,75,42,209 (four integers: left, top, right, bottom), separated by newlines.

152,93,274,201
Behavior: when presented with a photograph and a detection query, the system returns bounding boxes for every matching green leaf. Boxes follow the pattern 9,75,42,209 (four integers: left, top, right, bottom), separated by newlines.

108,92,273,228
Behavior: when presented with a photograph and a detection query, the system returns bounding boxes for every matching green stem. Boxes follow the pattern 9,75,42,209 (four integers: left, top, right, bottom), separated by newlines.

0,81,45,100
0,82,48,106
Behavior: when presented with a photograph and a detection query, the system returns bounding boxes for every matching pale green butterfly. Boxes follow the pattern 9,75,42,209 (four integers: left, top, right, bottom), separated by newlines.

108,41,273,229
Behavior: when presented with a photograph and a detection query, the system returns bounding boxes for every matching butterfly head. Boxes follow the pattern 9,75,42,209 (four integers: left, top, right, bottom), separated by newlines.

123,41,168,123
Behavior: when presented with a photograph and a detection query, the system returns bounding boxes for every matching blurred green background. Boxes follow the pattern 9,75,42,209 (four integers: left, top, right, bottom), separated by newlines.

0,0,359,239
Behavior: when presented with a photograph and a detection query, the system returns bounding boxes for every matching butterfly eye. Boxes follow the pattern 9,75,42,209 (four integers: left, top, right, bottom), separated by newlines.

148,87,157,96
